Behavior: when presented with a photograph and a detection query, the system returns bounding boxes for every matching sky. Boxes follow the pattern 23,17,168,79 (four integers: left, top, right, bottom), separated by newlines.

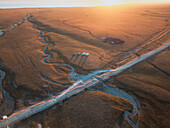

0,0,170,8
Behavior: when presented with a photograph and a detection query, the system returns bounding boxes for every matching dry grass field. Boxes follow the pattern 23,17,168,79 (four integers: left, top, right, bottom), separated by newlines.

0,3,169,128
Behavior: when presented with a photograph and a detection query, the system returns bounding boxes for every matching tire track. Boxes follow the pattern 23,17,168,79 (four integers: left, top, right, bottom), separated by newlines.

62,20,101,40
147,60,170,76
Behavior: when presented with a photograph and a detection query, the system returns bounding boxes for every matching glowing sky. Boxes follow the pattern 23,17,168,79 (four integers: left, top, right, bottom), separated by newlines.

0,0,170,8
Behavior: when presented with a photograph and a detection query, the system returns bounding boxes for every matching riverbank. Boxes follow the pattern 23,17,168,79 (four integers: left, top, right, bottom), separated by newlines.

0,4,169,128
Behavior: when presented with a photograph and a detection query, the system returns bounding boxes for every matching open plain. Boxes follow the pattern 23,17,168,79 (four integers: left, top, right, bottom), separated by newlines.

0,3,169,128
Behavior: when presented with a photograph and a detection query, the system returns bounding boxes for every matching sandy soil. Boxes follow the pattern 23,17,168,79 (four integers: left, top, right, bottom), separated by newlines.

0,3,169,128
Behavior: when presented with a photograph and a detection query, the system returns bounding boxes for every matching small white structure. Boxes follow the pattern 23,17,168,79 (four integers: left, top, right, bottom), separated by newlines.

2,115,7,119
0,30,4,36
85,53,89,56
11,26,15,29
111,41,114,44
82,52,86,56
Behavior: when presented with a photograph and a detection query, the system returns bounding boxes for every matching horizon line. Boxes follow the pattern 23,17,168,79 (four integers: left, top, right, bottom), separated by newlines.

0,2,170,9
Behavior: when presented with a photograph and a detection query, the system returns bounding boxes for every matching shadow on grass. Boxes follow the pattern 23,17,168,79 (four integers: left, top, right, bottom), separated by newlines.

70,55,88,67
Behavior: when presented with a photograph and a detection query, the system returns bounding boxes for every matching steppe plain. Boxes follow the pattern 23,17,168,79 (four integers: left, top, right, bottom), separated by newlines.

0,3,169,128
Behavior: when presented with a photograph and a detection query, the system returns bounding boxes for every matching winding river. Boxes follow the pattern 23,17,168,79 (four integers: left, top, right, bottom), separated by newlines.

0,14,169,128
38,30,141,127
0,14,31,36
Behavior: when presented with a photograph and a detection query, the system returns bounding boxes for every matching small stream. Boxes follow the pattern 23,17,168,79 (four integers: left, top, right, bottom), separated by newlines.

0,14,32,117
0,13,142,127
90,79,140,128
38,30,141,127
38,32,85,83
0,12,169,128
104,85,140,128
0,14,31,36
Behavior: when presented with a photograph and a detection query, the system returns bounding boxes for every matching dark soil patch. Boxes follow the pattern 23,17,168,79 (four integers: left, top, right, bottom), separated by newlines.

102,37,125,44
